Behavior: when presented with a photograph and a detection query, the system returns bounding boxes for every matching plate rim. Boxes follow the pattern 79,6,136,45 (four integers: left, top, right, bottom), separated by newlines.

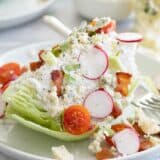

0,41,160,160
0,0,55,30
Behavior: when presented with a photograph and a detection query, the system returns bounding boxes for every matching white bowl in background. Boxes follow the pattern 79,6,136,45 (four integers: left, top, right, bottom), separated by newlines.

0,0,55,30
74,0,133,21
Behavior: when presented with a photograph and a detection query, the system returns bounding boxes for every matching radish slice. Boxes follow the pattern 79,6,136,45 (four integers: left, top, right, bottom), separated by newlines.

112,128,140,155
84,89,113,118
117,32,143,43
79,46,108,80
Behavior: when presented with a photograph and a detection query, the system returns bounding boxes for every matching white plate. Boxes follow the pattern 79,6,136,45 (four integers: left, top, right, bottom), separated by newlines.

0,0,55,29
0,42,160,160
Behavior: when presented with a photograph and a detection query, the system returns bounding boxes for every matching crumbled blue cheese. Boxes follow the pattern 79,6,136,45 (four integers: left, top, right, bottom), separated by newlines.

136,108,160,135
51,146,74,160
88,130,105,153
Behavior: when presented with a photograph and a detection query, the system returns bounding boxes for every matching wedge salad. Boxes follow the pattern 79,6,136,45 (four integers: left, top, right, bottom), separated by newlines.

0,17,160,159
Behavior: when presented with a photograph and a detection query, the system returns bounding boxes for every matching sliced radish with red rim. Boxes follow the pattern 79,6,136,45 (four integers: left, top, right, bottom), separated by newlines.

79,46,108,80
117,32,143,43
112,128,140,155
83,89,113,118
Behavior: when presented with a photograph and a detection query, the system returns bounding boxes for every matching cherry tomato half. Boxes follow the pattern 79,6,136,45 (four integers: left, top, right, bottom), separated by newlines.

96,20,116,34
0,63,21,85
63,105,91,135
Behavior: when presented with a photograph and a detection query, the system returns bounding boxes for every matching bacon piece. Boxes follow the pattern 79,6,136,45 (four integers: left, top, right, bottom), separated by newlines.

139,139,153,151
111,123,129,132
111,103,122,118
38,50,46,62
133,123,144,136
30,61,43,71
96,147,114,160
105,136,114,146
115,72,132,96
51,70,64,96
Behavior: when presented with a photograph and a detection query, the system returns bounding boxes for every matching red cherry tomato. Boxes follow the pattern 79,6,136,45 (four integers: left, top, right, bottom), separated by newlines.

0,81,11,93
30,61,43,71
0,63,21,85
96,20,116,34
63,105,91,135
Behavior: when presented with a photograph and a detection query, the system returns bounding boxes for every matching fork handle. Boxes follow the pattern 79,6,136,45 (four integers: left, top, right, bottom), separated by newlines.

43,16,71,37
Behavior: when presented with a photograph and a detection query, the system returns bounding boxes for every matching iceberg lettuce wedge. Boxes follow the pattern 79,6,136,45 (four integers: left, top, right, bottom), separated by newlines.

10,114,98,142
5,83,62,131
3,80,97,141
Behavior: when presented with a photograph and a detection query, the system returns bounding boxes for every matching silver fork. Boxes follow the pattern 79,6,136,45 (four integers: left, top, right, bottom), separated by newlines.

132,93,160,122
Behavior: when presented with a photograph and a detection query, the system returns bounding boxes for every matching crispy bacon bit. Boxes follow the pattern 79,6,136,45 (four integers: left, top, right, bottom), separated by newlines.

38,50,46,62
139,139,153,151
115,72,132,96
51,70,64,96
111,103,122,118
29,50,46,72
105,136,114,146
96,20,116,34
116,72,132,84
96,147,114,160
30,61,43,71
111,124,129,132
133,123,144,136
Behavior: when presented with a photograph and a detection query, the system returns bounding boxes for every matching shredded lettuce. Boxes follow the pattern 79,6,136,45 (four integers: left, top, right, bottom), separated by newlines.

52,45,62,57
104,127,115,137
63,64,80,83
52,42,71,57
63,64,80,73
142,76,159,94
41,51,57,65
128,79,139,95
109,56,125,71
4,83,62,131
64,74,76,83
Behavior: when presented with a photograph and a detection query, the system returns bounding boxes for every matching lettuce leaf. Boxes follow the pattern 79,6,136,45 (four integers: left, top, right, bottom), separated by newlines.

4,83,62,131
109,56,125,72
10,114,98,141
41,51,57,65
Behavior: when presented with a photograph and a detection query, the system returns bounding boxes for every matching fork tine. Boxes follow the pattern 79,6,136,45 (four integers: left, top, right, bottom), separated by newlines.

140,101,160,110
132,93,160,123
131,102,160,111
151,97,160,103
145,99,160,106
